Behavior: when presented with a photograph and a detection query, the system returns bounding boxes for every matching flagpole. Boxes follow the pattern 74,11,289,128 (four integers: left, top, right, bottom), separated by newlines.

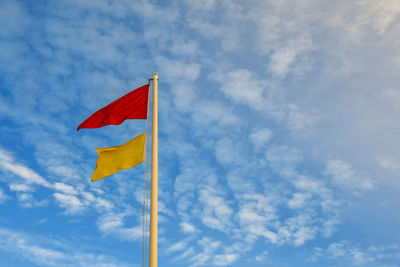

149,72,158,267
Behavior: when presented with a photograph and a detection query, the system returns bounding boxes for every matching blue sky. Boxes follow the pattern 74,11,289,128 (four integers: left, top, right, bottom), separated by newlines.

0,0,400,266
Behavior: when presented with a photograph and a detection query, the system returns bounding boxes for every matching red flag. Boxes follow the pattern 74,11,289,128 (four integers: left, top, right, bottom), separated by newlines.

77,84,149,131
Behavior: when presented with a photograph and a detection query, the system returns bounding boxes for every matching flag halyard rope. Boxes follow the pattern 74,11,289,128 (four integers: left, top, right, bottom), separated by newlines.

145,106,151,267
142,81,152,267
142,162,146,267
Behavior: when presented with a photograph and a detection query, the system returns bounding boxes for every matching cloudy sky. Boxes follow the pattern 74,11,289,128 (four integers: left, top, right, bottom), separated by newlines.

1,0,400,266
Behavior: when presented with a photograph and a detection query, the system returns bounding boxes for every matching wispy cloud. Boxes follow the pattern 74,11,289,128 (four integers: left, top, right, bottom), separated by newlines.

326,159,373,193
312,241,400,266
0,148,51,187
0,227,133,267
97,211,142,241
250,128,273,148
53,192,85,214
0,188,9,204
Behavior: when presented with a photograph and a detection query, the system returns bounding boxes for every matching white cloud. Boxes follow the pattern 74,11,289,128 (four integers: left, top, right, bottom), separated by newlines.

173,246,195,262
167,240,188,253
0,148,115,214
53,183,78,195
187,16,222,38
48,166,79,180
155,56,200,110
211,69,265,110
169,38,199,56
215,137,241,165
180,222,198,234
226,173,256,195
9,183,32,192
378,157,397,169
288,193,312,209
312,240,390,266
79,191,114,212
94,197,114,212
269,34,314,77
192,100,240,128
53,193,84,214
255,251,268,262
97,212,142,241
13,192,48,208
265,146,302,177
0,188,9,204
326,160,373,193
327,242,346,257
213,253,240,266
286,104,317,133
278,215,317,247
189,237,221,267
198,184,233,232
0,227,131,267
186,0,216,11
0,148,50,187
292,175,325,194
269,48,297,77
355,0,400,35
293,226,316,247
250,128,272,148
236,194,278,244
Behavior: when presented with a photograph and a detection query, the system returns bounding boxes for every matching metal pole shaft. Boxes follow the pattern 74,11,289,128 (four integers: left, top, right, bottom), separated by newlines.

149,72,158,267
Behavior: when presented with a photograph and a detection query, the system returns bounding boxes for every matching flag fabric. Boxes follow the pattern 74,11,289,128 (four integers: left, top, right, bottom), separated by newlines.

91,133,146,181
77,84,149,131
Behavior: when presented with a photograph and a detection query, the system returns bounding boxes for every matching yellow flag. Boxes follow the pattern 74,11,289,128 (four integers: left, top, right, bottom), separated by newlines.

92,133,146,181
